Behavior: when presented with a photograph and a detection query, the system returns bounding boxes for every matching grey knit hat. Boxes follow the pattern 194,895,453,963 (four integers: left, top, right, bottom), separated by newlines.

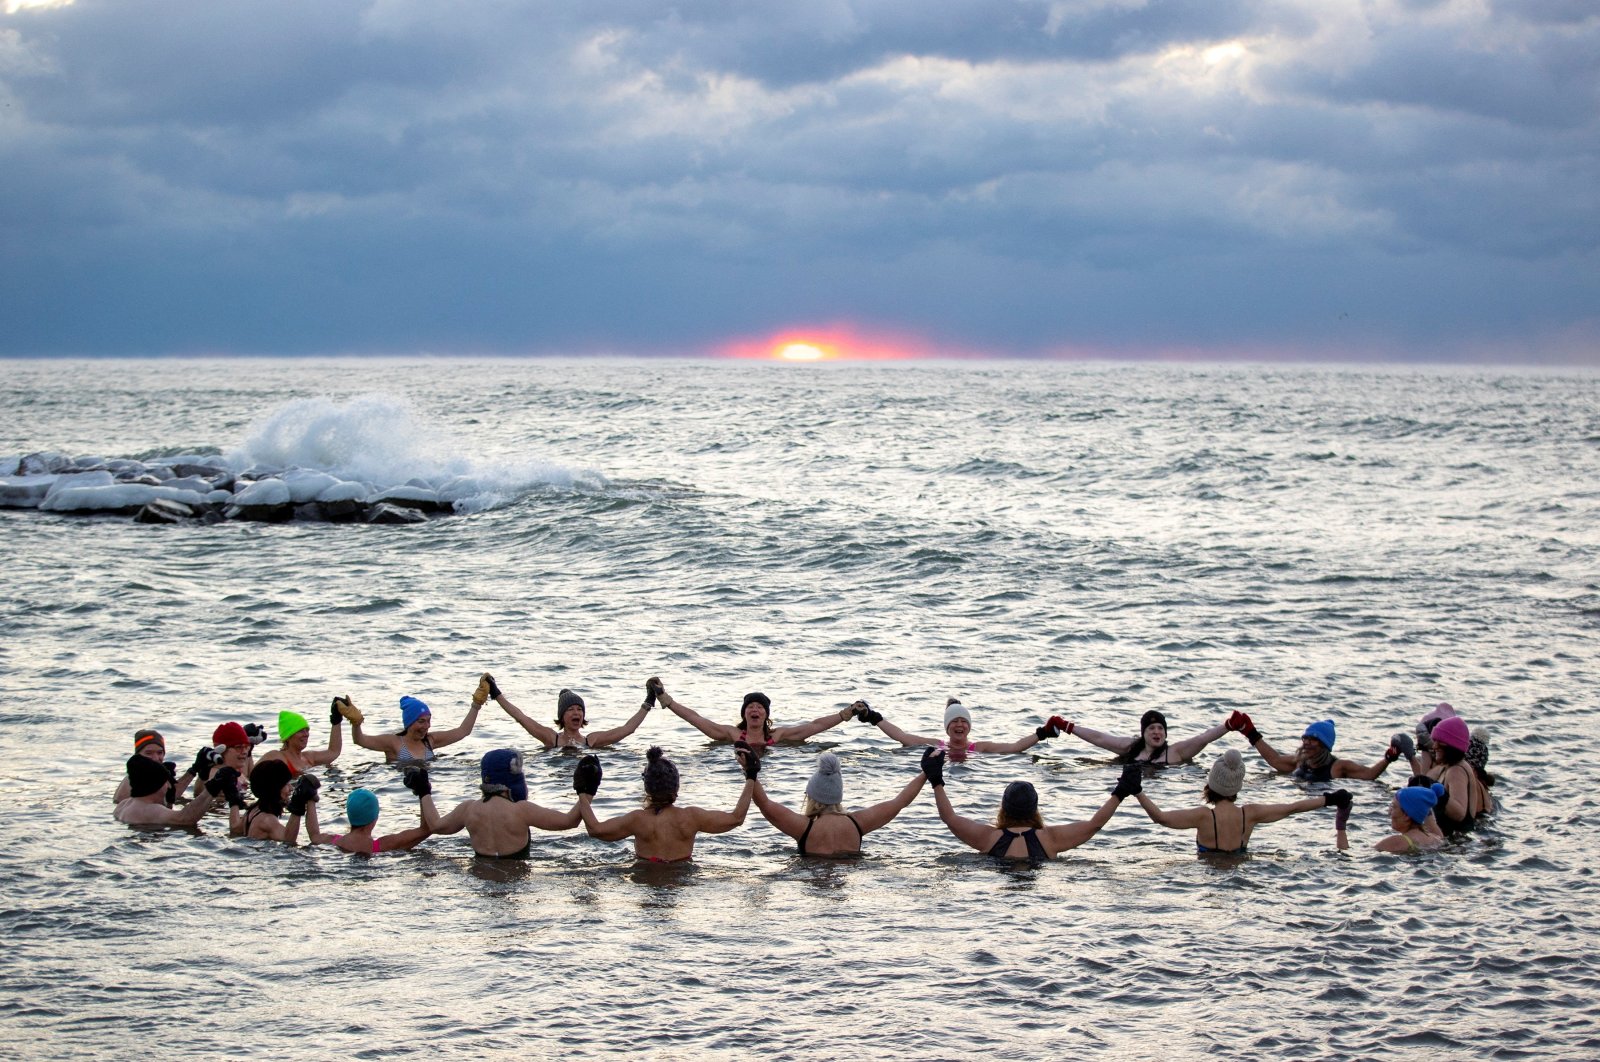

806,752,844,805
1207,749,1246,798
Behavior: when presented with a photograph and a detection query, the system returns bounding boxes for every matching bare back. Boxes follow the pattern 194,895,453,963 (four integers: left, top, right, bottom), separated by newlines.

800,812,863,857
631,805,711,861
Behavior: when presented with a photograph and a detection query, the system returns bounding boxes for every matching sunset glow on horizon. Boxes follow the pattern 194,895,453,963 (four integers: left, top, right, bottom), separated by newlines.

719,327,932,362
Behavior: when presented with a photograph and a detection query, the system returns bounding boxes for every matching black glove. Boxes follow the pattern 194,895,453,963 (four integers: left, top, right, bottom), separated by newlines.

851,701,883,725
163,760,178,783
243,723,268,747
645,677,663,708
191,746,221,781
573,754,602,796
330,698,343,726
1035,722,1060,740
206,766,246,808
1112,762,1143,799
1324,788,1352,811
287,774,320,816
921,747,946,788
734,741,760,780
484,672,501,700
403,767,432,798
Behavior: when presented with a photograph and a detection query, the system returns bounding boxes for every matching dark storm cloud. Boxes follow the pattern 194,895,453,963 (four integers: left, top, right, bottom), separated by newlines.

0,0,1595,361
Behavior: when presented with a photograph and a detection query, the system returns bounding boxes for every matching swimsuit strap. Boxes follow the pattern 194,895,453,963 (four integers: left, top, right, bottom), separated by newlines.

799,815,816,857
847,814,863,840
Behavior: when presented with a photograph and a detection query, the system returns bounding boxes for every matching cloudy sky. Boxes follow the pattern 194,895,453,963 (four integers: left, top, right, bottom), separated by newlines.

2,0,1596,362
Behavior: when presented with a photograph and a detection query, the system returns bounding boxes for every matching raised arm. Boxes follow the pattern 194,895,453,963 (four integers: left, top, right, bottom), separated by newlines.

578,795,639,842
169,787,219,827
427,699,483,749
851,771,928,835
348,719,398,755
1167,721,1228,764
1134,793,1207,830
1244,794,1331,826
656,685,738,742
933,783,998,854
974,729,1042,755
586,700,653,749
1063,724,1137,756
693,778,756,835
772,706,854,743
521,800,583,832
1042,793,1126,853
1225,712,1297,773
305,706,344,767
872,715,940,748
750,778,810,840
1333,753,1398,782
490,675,558,748
377,823,432,852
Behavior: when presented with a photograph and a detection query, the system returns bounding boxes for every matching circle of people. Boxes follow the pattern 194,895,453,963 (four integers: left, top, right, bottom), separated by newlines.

114,674,1497,862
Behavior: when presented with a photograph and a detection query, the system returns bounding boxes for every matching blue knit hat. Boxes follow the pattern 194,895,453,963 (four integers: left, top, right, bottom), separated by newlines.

1303,719,1336,751
346,788,380,827
400,696,431,731
1395,782,1444,825
481,748,528,802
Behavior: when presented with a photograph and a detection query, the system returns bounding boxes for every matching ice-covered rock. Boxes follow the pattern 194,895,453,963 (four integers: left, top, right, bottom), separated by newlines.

282,469,342,504
0,474,57,508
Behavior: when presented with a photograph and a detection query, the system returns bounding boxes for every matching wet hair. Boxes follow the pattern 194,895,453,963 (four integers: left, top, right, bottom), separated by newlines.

1203,786,1236,805
801,798,846,818
641,746,679,813
737,692,774,743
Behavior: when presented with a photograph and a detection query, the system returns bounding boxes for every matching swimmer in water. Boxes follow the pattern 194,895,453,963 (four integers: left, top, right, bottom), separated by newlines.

577,745,755,862
748,751,927,858
488,674,656,750
115,754,220,827
1231,714,1405,783
414,749,584,859
238,759,324,844
112,729,196,807
190,721,257,816
654,679,853,751
1059,708,1229,766
866,697,1070,760
1130,750,1352,854
1375,781,1448,854
1422,717,1494,834
349,678,486,765
256,699,357,777
923,748,1135,861
319,787,432,854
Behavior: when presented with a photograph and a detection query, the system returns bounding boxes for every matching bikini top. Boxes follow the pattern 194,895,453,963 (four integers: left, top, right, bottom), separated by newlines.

798,814,863,857
1197,805,1248,854
553,733,590,749
328,834,383,854
396,739,436,763
739,729,776,748
989,828,1047,862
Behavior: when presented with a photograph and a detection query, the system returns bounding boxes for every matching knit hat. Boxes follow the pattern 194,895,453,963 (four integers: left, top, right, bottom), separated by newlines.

133,729,164,755
481,748,528,802
1302,719,1336,751
346,788,380,827
944,700,973,730
250,759,292,813
212,721,249,748
1467,727,1491,773
742,692,771,712
558,689,585,712
1001,781,1038,823
642,746,679,805
278,711,310,742
1432,716,1470,754
125,754,171,798
1207,749,1246,798
806,752,844,806
1140,710,1168,734
1395,782,1445,825
1420,702,1458,728
400,696,431,731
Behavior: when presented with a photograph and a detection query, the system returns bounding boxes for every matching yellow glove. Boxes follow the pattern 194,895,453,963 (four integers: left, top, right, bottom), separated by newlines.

472,674,492,708
335,696,365,726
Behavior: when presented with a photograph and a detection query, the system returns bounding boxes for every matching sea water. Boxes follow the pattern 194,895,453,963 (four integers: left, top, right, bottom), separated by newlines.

1,357,1597,1060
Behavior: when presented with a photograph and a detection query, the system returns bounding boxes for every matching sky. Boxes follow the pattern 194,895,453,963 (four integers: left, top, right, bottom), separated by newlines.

1,0,1596,364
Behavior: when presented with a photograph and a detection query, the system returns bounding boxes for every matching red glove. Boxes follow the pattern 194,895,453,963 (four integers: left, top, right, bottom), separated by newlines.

1047,715,1073,736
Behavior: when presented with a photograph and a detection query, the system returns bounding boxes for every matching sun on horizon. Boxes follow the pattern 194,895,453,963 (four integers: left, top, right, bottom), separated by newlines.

718,327,929,362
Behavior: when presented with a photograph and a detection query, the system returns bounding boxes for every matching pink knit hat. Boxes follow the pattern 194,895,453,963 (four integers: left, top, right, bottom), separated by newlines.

1433,716,1471,753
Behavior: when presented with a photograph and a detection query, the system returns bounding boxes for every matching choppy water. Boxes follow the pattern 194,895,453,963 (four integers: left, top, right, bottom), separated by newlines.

2,357,1598,1060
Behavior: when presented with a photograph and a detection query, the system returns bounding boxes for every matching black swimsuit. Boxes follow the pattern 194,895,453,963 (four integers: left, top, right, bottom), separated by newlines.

1197,806,1248,854
1293,759,1335,783
1432,765,1481,834
473,792,533,858
989,828,1048,861
798,814,863,856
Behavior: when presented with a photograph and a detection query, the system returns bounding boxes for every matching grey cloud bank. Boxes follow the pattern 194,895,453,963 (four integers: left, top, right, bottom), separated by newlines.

1,0,1595,363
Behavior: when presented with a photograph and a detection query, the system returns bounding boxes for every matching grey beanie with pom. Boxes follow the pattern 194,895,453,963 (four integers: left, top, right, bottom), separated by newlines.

806,752,844,806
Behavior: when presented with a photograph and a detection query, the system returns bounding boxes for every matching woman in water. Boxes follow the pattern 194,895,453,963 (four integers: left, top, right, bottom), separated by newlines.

238,758,324,844
115,754,219,827
1423,717,1494,833
869,698,1069,760
1058,708,1229,766
1231,714,1404,782
748,751,927,857
112,729,196,806
578,746,755,862
1131,749,1352,854
349,679,486,765
489,675,656,750
414,748,585,859
924,748,1136,860
319,787,432,854
255,701,353,777
1375,782,1448,854
654,680,854,751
